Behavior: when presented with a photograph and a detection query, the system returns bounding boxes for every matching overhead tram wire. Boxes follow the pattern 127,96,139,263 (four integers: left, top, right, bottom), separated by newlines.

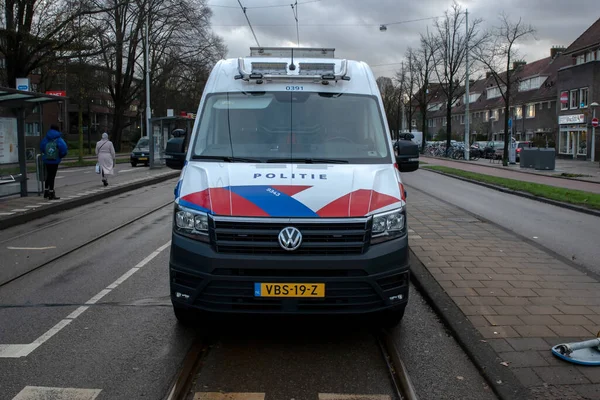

210,15,441,28
209,0,321,9
291,0,300,46
236,0,261,47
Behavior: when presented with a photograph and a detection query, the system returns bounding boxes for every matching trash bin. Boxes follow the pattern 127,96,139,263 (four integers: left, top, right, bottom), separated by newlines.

520,148,537,168
535,148,556,170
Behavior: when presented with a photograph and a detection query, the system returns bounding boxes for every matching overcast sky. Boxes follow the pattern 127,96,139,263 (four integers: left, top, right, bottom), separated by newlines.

207,0,599,78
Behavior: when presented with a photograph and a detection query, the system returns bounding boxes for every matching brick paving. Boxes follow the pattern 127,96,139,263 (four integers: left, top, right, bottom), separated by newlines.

407,187,600,400
422,156,600,194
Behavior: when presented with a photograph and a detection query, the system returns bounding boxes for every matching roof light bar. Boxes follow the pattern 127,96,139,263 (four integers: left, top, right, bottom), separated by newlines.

235,58,350,83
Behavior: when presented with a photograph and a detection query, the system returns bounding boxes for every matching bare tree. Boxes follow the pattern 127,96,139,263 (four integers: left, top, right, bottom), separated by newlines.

0,0,109,88
376,76,401,136
410,36,435,152
426,1,485,152
473,13,535,165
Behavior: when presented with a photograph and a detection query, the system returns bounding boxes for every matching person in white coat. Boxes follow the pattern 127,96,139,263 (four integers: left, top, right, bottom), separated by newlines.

96,132,116,186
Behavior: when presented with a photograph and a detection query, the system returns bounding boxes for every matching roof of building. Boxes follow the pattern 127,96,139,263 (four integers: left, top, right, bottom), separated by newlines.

563,17,600,55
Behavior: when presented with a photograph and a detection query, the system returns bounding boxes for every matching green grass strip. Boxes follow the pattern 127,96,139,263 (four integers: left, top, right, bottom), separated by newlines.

423,165,600,210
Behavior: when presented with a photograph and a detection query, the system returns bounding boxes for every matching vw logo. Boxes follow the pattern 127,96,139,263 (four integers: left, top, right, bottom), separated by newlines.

278,227,302,251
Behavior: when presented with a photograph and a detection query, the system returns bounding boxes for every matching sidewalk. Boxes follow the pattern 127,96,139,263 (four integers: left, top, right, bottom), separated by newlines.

407,187,600,400
422,156,600,194
0,167,179,229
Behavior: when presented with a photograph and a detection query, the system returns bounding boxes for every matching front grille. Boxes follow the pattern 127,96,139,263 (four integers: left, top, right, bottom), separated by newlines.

195,280,383,312
213,268,367,277
211,218,371,255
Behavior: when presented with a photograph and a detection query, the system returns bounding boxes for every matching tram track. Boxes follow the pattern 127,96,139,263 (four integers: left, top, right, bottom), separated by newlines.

166,326,419,400
0,200,173,288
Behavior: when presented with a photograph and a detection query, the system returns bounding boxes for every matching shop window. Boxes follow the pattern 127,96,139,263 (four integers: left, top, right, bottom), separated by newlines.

515,106,523,120
570,89,578,109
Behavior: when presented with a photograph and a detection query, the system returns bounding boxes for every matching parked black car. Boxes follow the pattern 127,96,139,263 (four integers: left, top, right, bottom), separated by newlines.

130,137,150,167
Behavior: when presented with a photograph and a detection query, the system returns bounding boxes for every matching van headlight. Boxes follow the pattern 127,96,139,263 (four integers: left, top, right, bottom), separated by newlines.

371,208,406,244
174,203,209,242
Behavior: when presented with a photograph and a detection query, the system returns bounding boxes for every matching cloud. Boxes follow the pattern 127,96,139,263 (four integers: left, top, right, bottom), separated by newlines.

208,0,599,77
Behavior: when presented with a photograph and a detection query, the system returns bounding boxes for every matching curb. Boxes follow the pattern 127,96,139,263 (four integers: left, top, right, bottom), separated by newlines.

420,156,600,186
0,171,180,231
408,249,530,400
422,168,600,218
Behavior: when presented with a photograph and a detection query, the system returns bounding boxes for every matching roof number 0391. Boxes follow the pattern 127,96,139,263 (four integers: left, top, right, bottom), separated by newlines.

286,86,303,91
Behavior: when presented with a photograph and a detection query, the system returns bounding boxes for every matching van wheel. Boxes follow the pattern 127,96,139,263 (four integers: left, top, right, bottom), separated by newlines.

131,162,137,167
377,307,406,329
144,162,149,167
173,305,197,326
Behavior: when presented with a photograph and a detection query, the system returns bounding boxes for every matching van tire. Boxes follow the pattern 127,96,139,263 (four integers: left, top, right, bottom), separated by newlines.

131,162,137,167
173,305,197,326
378,307,406,329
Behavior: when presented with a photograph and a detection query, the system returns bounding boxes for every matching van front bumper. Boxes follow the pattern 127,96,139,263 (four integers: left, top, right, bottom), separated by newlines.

169,232,410,315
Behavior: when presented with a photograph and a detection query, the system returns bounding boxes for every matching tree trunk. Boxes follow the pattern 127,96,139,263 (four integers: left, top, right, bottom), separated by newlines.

421,109,427,154
446,99,452,154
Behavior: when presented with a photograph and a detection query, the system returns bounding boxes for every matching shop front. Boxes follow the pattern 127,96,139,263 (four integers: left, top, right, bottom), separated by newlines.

558,114,588,159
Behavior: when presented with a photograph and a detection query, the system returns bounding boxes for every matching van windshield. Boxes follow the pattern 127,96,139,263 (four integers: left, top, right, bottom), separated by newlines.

191,91,390,163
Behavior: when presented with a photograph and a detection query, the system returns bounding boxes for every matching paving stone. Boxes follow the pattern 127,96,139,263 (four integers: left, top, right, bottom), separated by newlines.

467,296,503,306
509,281,541,289
492,306,530,316
499,297,532,306
555,305,595,315
445,287,479,297
482,280,513,289
485,315,525,326
533,366,591,385
514,325,557,337
453,280,485,288
504,288,538,297
506,338,551,351
549,325,594,337
476,325,521,338
552,315,595,325
466,315,490,327
486,338,513,353
475,287,509,297
519,315,560,326
459,305,497,316
574,385,600,400
526,305,562,315
433,273,463,281
499,351,549,368
512,368,544,387
529,297,565,306
452,296,471,306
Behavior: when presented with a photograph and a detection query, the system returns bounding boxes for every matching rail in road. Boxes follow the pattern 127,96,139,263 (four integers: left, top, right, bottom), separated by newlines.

166,325,419,400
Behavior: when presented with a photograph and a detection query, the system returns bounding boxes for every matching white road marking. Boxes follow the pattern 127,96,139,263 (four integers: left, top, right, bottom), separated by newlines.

194,394,265,400
7,246,56,250
319,395,391,400
55,176,65,179
0,212,16,216
84,171,92,174
0,241,171,358
12,386,101,400
24,205,41,209
11,209,28,212
118,169,135,173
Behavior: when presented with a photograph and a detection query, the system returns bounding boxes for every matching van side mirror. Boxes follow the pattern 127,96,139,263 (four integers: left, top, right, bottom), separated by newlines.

394,139,419,173
165,136,186,170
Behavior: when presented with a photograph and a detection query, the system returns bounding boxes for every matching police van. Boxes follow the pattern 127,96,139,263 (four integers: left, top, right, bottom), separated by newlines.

166,47,419,328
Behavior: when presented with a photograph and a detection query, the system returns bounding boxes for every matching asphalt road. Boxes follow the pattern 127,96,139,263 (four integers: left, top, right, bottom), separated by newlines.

402,169,600,276
0,182,495,400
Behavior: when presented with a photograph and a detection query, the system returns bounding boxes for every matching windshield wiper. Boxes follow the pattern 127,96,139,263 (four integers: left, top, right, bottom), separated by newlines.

266,158,349,164
192,155,263,163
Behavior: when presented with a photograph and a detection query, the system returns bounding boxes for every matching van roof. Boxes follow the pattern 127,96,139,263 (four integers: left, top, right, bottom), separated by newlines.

204,49,379,96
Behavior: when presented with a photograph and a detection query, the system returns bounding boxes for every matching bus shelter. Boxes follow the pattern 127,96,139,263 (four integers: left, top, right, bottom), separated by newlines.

148,116,194,169
0,88,68,197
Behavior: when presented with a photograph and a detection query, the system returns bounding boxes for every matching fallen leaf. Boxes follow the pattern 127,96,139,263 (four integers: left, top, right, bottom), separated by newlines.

500,362,509,367
497,380,503,384
480,340,487,343
457,376,464,380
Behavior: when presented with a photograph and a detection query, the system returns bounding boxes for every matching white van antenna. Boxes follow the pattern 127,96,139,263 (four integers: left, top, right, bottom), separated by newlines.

237,0,260,47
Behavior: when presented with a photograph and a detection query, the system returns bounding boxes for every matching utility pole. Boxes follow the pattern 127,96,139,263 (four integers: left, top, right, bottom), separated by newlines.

145,5,151,140
464,8,470,160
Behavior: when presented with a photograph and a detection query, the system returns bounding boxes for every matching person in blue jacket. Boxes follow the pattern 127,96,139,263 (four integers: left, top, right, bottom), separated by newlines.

39,125,68,200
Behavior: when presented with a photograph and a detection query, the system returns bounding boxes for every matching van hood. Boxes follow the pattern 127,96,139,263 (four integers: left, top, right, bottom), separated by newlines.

175,162,405,218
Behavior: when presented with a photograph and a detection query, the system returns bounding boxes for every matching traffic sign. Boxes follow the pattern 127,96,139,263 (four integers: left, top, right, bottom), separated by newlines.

508,118,512,128
560,92,569,104
593,118,599,128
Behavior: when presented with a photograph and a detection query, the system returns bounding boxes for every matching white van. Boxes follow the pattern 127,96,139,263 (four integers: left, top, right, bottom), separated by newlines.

166,47,418,328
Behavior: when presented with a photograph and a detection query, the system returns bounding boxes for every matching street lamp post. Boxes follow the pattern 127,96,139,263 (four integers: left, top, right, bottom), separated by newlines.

591,102,598,163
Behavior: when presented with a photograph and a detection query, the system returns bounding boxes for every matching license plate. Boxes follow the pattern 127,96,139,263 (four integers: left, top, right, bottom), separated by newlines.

138,157,148,161
254,283,325,297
